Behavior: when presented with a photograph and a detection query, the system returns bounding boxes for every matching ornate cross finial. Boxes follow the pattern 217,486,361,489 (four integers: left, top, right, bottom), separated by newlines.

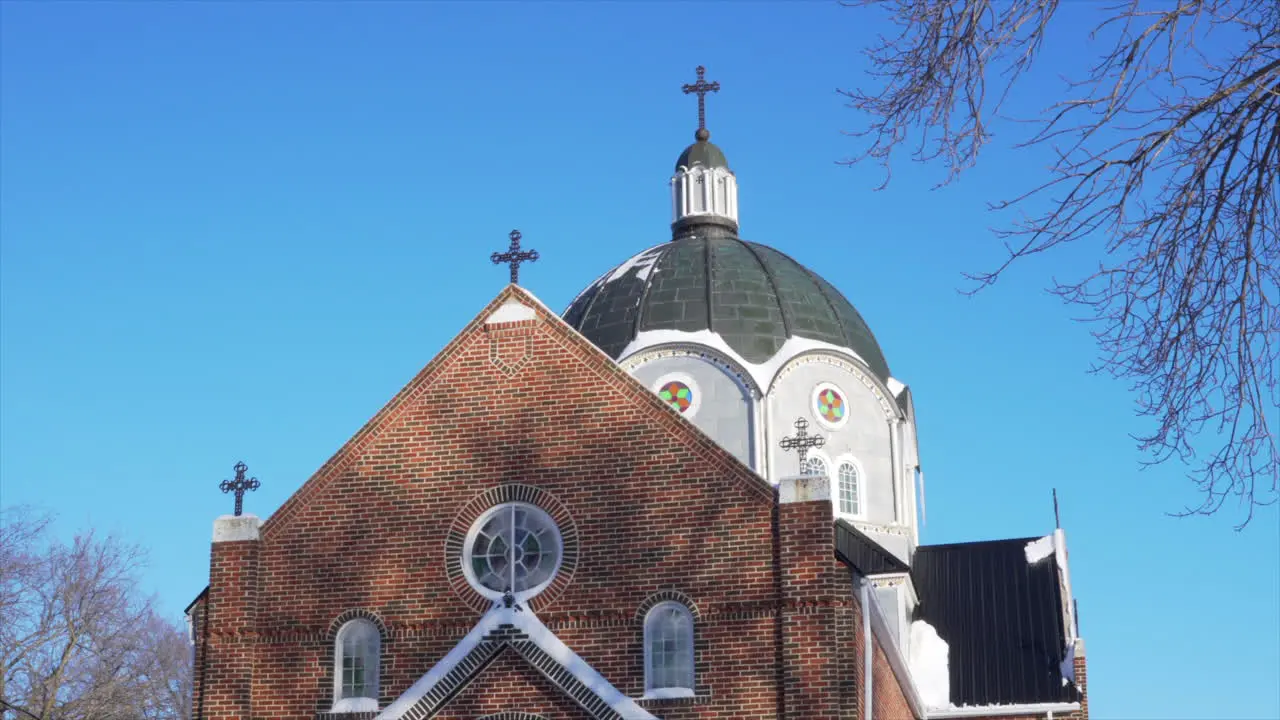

779,417,826,472
682,65,720,137
219,461,260,517
490,229,539,285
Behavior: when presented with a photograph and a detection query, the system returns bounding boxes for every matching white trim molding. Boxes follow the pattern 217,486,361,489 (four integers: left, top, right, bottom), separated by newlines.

928,703,1082,718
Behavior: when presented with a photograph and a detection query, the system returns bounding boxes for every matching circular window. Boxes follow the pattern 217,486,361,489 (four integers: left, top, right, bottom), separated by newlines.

463,503,562,600
653,373,700,417
813,383,849,429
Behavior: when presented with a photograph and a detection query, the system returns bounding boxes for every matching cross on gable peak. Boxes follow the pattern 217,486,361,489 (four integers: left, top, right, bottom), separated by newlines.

490,229,539,286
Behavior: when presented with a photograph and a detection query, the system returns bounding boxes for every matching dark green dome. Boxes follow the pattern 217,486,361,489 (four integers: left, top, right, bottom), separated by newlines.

562,225,891,382
675,129,729,172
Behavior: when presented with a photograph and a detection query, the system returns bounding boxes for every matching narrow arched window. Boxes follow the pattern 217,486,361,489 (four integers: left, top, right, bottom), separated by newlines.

644,601,695,697
837,461,861,516
333,618,380,712
803,455,828,479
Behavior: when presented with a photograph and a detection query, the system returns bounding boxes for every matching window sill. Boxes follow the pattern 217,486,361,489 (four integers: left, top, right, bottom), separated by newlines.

635,690,711,707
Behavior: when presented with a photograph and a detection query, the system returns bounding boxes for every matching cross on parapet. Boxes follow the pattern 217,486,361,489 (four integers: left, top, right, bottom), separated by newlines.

682,65,720,135
779,417,826,473
491,229,539,285
219,461,260,517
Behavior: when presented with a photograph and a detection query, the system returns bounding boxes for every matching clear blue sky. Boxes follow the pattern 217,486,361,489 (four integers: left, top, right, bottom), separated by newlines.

1,3,1276,718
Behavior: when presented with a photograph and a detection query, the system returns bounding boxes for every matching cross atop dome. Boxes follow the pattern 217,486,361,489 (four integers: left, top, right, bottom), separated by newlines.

682,65,720,142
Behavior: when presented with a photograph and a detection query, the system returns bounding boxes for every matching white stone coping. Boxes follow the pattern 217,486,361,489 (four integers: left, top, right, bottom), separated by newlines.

212,514,261,542
779,473,830,504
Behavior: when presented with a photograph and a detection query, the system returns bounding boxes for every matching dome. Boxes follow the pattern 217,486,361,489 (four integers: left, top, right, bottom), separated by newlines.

563,225,891,382
675,134,729,172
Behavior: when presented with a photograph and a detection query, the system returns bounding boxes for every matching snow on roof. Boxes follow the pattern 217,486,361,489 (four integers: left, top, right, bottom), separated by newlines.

908,619,951,709
1024,534,1055,564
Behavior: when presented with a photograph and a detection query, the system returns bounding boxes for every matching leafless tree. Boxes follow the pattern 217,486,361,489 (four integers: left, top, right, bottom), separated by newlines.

840,0,1279,526
0,508,192,720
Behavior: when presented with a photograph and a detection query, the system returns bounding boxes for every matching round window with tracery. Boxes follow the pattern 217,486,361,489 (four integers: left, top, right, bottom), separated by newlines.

813,383,849,428
653,373,700,417
658,381,693,413
463,503,562,600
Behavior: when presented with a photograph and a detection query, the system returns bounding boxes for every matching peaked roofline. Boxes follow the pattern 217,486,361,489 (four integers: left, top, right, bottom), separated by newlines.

260,284,773,541
375,604,657,720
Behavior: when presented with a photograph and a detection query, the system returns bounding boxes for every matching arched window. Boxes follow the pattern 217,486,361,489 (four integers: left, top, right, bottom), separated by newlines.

837,461,861,517
644,601,695,697
803,455,828,479
333,618,380,712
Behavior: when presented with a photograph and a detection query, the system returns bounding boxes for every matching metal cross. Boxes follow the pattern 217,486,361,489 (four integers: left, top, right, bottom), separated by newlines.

490,229,539,285
779,417,826,472
219,461,260,517
682,65,720,134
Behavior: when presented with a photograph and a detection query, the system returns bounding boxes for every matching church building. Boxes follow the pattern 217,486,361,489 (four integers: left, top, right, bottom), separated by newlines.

186,67,1089,720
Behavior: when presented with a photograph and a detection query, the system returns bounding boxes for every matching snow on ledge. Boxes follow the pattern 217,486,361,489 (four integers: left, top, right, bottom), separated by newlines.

641,687,695,700
376,604,656,720
927,702,1082,718
1024,534,1055,564
908,620,950,709
485,299,537,324
332,697,378,713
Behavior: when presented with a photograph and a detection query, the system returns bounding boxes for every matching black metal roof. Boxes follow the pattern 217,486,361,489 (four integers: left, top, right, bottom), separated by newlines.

911,537,1078,707
835,520,909,575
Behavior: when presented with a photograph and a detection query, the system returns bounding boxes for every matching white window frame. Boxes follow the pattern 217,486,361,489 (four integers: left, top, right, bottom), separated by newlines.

803,450,831,481
643,601,695,699
462,502,563,602
833,454,867,521
332,618,380,713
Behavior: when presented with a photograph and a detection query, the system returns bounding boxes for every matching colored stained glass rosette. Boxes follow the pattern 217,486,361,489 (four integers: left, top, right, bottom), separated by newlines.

816,387,846,424
658,380,694,413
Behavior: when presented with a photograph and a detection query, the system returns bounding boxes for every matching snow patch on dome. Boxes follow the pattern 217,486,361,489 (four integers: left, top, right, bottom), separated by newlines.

604,245,664,284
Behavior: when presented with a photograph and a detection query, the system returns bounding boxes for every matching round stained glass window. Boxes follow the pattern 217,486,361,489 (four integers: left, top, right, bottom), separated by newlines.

652,373,700,417
658,381,694,413
813,383,848,428
463,503,562,599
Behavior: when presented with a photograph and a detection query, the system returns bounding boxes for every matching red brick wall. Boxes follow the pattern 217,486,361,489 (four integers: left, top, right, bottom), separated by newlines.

432,649,590,719
779,490,858,719
202,537,260,720
195,289,796,719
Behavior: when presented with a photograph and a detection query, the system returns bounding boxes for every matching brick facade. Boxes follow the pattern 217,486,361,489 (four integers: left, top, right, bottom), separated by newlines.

190,287,1087,720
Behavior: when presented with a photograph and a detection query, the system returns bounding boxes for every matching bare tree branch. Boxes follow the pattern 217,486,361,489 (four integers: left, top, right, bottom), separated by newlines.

0,508,192,720
840,0,1280,527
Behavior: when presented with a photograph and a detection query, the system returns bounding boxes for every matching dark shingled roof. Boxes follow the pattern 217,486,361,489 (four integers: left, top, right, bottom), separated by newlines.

562,225,891,381
911,538,1079,707
675,138,729,171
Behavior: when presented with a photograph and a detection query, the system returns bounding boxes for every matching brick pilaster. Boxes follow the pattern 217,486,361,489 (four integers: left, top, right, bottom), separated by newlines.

778,474,851,719
200,514,261,720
